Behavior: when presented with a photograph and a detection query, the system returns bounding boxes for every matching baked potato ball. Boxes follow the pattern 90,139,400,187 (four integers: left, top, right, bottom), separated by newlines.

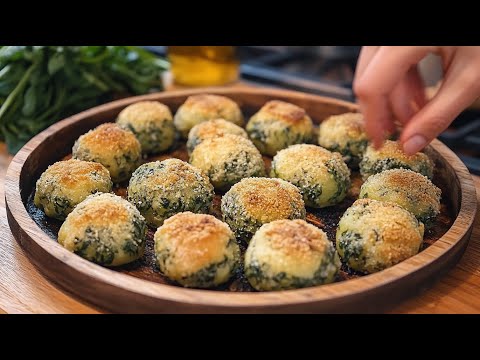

246,100,314,156
58,193,147,266
271,144,351,208
359,168,441,226
336,198,425,274
34,159,112,220
116,101,176,154
221,177,306,242
189,134,266,191
318,112,368,168
72,123,142,183
244,219,341,291
186,118,248,155
127,159,214,227
359,140,434,180
174,94,244,138
154,212,240,288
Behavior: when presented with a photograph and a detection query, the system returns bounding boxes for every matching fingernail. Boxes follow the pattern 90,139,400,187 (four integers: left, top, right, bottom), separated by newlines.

403,135,427,155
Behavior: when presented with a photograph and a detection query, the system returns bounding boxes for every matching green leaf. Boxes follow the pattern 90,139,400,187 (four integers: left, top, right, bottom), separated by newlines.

0,46,168,153
47,52,65,75
21,84,37,116
0,46,26,64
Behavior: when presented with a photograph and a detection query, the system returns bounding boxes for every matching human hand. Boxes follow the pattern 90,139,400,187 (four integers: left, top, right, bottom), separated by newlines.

353,46,480,155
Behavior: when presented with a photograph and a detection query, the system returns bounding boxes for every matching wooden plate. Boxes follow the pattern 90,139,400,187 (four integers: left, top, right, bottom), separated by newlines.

5,87,478,313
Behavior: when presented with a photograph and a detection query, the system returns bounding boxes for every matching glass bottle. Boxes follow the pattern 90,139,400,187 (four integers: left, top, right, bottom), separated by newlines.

167,46,239,86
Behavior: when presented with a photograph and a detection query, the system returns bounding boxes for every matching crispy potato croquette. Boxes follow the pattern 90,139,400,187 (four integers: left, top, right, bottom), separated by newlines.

34,159,112,220
271,144,351,208
187,118,248,154
246,100,314,156
318,112,368,168
58,193,147,266
127,159,214,227
154,212,240,288
244,219,341,291
116,101,176,154
189,134,266,191
359,168,441,226
359,140,434,180
72,123,141,183
174,94,244,138
221,177,306,242
336,198,424,274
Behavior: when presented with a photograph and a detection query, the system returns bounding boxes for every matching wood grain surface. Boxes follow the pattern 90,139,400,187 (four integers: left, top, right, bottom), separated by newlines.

0,87,478,312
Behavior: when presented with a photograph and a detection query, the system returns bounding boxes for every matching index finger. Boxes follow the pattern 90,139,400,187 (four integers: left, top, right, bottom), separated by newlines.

353,46,379,84
356,47,430,96
354,46,431,146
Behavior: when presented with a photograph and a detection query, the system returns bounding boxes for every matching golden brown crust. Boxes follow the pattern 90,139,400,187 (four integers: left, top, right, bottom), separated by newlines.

145,158,210,187
58,193,145,266
234,178,304,221
263,219,328,257
174,94,244,138
117,101,172,123
368,140,431,164
182,94,239,113
271,144,351,208
375,169,440,202
192,119,247,140
189,133,266,191
258,100,306,123
337,198,424,273
156,212,233,272
68,194,131,229
193,133,255,154
376,226,420,263
276,143,338,162
76,123,140,154
321,112,365,138
43,159,109,187
350,198,424,245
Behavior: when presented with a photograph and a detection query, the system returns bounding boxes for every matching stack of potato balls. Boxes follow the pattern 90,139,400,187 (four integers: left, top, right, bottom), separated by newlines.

34,94,441,291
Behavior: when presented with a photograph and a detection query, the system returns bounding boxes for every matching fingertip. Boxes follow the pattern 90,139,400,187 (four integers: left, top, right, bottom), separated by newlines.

368,132,384,150
401,135,428,155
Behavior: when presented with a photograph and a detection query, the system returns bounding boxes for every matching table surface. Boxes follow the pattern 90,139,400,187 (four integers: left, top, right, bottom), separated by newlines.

1,86,480,313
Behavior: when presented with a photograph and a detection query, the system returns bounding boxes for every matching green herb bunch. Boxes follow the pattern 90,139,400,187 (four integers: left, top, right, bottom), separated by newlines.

0,46,169,153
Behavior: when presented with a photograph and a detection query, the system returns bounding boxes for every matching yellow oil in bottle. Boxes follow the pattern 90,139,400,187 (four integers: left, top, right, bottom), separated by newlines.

168,46,239,86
